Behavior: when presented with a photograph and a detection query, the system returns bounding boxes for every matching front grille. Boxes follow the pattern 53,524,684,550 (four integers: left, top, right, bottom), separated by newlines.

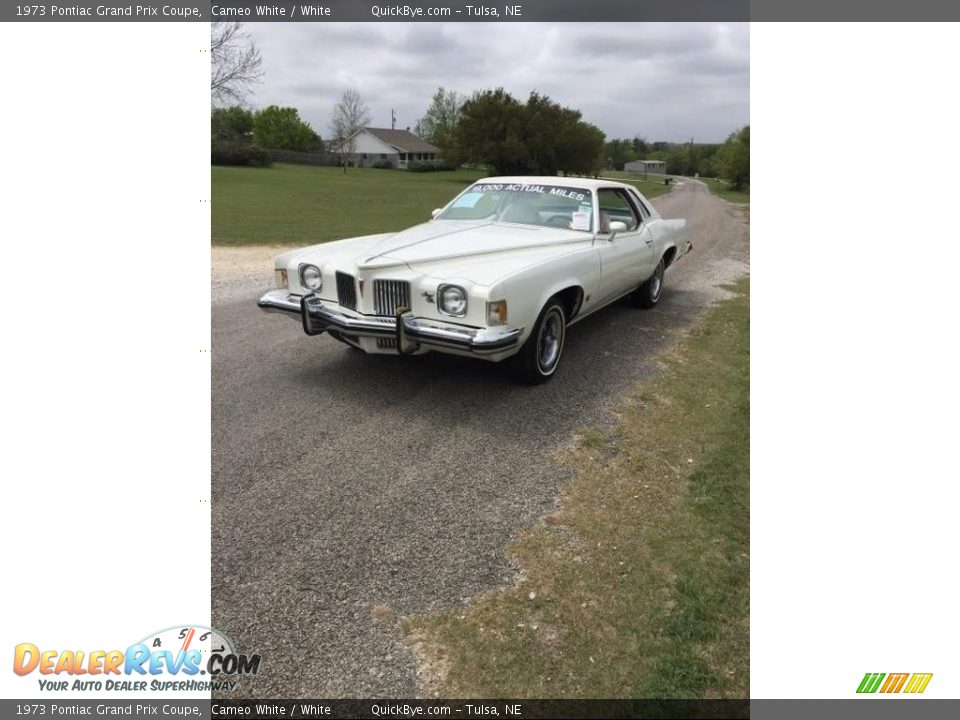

373,279,411,316
336,272,357,310
376,338,398,350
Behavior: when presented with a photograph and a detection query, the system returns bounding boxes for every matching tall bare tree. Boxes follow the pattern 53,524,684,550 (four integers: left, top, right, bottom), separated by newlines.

329,89,371,173
211,22,263,106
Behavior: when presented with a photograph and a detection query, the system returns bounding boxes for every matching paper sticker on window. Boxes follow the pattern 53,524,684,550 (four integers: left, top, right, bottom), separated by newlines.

571,211,591,231
452,192,483,208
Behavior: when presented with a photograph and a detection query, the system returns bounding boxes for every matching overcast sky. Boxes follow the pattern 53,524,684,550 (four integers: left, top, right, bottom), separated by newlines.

244,23,749,144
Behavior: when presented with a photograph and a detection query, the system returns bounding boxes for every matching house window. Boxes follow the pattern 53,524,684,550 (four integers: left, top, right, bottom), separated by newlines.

381,154,387,159
362,153,368,160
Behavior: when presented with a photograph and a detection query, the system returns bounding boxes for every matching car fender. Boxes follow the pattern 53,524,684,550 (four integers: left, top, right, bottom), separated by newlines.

489,250,601,345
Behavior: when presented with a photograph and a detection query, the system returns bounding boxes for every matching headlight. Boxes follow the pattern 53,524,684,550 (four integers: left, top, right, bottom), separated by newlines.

275,269,288,289
438,284,468,317
487,300,508,325
299,264,322,292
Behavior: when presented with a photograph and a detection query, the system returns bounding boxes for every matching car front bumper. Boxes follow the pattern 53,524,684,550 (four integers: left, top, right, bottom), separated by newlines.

257,290,523,356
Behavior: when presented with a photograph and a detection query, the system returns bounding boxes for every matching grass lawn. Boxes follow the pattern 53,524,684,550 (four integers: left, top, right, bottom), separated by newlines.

406,278,750,698
699,177,750,205
212,165,487,246
212,165,681,245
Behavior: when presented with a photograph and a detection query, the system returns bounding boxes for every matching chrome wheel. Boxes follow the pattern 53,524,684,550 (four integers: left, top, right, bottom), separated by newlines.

650,266,663,299
631,258,666,309
513,298,568,384
537,307,564,374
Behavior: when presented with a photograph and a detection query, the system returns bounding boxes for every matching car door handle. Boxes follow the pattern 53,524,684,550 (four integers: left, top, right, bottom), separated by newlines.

644,238,654,246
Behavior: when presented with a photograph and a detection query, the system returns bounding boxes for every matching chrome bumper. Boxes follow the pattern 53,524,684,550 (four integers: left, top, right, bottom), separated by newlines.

257,290,523,355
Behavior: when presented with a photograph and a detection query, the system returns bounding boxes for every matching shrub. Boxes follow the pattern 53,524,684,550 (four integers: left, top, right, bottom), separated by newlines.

407,159,459,172
370,160,395,169
211,140,272,168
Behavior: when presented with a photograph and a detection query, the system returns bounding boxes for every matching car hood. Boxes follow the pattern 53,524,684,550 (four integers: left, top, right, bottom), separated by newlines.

278,220,594,287
361,220,589,267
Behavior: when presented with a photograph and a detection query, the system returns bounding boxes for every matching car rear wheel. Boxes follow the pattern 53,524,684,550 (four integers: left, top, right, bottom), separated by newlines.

512,298,567,385
631,258,665,309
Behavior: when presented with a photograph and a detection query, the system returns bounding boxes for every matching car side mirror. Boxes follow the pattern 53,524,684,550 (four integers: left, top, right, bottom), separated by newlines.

607,220,627,239
431,208,442,219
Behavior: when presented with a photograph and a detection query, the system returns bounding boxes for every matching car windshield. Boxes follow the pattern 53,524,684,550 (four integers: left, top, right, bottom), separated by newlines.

438,183,594,232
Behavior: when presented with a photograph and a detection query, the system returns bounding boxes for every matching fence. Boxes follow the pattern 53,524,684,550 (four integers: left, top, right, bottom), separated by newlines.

266,148,339,166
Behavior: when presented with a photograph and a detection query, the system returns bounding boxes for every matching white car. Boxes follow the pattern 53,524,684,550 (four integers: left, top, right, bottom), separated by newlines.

258,176,690,383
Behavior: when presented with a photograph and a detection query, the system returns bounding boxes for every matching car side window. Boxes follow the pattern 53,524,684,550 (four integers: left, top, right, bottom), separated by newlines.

629,189,651,220
597,189,640,231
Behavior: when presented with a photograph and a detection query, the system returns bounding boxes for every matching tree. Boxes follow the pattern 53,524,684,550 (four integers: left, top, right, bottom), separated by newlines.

252,106,322,152
632,136,649,157
211,106,254,142
211,22,263,106
454,89,605,176
604,138,637,170
717,125,750,190
522,92,566,175
454,89,527,175
556,114,605,176
417,87,463,163
328,89,371,173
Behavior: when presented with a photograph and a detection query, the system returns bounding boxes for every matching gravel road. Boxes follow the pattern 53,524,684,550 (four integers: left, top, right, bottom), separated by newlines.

211,179,749,697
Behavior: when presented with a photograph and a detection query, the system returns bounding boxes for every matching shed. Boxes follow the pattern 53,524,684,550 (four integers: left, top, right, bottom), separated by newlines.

624,159,668,175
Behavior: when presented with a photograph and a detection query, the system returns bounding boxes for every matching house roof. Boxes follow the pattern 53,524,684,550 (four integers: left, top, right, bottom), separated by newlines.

362,127,440,153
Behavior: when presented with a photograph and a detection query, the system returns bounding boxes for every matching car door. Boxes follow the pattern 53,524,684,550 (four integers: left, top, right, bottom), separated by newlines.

595,187,655,305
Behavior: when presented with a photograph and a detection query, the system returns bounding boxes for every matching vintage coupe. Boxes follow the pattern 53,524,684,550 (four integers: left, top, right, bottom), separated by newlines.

258,177,690,383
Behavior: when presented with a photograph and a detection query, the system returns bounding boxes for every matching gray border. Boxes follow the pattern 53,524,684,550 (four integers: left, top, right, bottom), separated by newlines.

2,699,960,718
4,0,736,23
0,701,211,719
7,0,960,22
753,699,960,719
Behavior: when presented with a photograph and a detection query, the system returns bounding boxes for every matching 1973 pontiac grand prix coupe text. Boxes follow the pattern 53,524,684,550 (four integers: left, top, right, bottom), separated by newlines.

258,177,691,384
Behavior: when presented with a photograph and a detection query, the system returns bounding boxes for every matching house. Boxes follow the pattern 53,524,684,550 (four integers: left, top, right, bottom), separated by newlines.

340,127,442,169
624,159,668,175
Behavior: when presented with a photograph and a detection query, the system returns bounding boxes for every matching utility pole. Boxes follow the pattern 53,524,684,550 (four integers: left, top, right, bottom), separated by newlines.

391,109,396,130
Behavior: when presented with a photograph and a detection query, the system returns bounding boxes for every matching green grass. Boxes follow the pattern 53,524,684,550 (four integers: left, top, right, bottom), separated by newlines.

699,177,750,204
598,171,675,199
406,278,750,699
211,164,682,246
212,164,487,246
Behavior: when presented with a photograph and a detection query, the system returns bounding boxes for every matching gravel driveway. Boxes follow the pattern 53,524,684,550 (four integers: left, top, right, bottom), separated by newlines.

211,179,749,697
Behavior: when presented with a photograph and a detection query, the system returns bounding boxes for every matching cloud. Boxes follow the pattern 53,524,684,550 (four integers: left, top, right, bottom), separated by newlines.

243,22,748,143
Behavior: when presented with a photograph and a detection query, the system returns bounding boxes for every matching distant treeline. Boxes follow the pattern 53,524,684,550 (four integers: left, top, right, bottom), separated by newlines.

211,87,748,191
605,126,750,191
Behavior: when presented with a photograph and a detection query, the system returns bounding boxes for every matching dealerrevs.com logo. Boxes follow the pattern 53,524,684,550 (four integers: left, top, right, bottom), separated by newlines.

857,672,933,694
13,625,260,693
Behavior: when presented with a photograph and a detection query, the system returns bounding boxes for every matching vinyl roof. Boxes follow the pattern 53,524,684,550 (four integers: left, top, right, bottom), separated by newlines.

477,176,639,190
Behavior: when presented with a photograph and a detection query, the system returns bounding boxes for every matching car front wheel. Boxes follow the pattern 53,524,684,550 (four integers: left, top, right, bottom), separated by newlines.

512,298,567,385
